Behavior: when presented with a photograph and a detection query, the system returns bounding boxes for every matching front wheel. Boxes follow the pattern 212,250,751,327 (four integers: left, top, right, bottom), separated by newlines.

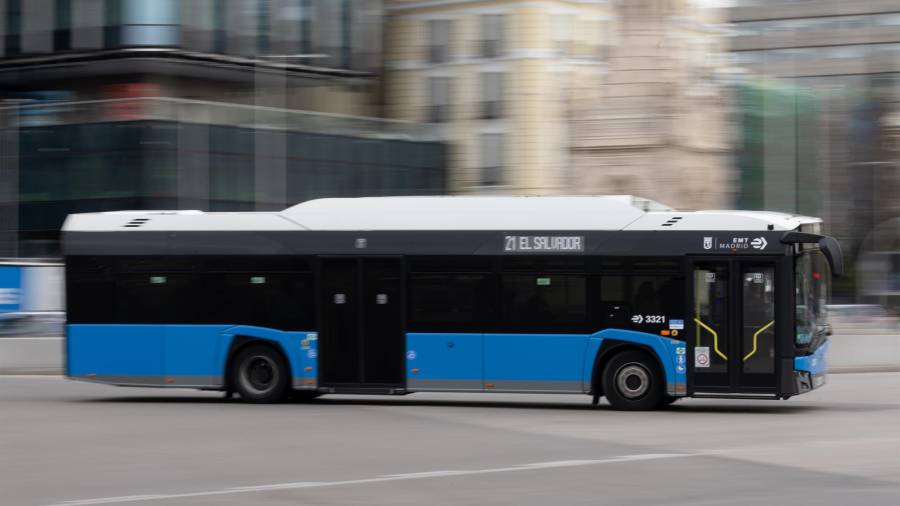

230,345,290,404
602,350,663,411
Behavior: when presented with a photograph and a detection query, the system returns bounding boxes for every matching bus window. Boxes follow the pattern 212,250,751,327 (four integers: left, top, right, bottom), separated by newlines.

408,273,496,330
631,275,684,318
501,274,587,330
214,272,315,330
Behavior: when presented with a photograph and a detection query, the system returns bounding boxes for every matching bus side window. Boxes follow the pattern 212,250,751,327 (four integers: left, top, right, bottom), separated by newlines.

596,275,629,328
602,303,630,326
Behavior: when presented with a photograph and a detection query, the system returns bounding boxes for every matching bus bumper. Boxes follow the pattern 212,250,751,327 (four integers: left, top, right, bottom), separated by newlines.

793,341,828,395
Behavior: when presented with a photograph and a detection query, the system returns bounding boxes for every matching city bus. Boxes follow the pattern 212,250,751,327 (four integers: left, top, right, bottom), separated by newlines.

62,196,841,410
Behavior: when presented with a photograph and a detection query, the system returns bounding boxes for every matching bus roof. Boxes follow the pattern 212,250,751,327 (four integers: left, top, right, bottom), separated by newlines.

62,196,822,233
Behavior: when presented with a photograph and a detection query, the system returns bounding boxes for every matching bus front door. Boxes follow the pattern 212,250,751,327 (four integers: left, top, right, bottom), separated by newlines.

690,259,778,394
319,257,405,390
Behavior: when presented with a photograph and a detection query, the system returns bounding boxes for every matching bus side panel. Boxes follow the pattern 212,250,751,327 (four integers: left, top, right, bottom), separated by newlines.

483,334,589,392
67,324,164,384
406,333,483,391
582,329,687,397
163,325,233,388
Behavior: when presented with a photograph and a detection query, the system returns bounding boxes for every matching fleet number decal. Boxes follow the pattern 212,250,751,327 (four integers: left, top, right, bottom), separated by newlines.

631,314,666,324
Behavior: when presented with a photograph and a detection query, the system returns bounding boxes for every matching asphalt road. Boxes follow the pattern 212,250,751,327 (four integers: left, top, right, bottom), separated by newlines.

2,374,899,506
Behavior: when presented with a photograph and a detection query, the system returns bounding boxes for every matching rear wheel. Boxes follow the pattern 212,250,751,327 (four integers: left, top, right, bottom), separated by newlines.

230,345,289,403
602,350,663,411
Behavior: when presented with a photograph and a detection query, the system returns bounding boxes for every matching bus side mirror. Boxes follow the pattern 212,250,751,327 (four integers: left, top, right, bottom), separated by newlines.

780,232,844,277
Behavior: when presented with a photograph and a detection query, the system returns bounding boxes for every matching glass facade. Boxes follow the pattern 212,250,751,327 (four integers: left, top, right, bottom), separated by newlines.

6,120,445,257
0,99,446,258
0,0,383,71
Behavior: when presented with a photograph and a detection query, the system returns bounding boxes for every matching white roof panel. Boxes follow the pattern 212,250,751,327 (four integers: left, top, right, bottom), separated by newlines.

280,196,648,231
61,196,821,233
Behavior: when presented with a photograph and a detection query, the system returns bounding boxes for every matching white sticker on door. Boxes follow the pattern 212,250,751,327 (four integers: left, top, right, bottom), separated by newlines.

695,346,711,368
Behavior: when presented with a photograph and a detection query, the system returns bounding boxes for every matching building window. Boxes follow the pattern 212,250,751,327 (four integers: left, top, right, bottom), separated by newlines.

553,14,573,56
5,0,22,56
257,0,270,54
428,19,451,63
212,0,226,53
298,0,312,56
103,0,121,48
480,14,503,58
480,133,504,187
428,77,451,123
55,0,72,51
480,72,503,119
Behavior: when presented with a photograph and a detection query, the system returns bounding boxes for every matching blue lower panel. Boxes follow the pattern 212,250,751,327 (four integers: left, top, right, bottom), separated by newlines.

164,325,234,380
406,333,482,390
67,324,316,389
407,329,685,396
484,334,589,392
68,325,166,377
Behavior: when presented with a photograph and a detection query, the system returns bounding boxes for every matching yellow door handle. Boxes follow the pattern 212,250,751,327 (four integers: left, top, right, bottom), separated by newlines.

743,321,774,361
694,318,728,360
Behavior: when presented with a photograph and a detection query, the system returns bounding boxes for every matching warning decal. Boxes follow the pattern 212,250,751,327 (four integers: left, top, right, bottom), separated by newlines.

695,347,710,368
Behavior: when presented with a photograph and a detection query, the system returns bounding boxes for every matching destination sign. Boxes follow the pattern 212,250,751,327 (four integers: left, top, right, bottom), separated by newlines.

504,235,584,253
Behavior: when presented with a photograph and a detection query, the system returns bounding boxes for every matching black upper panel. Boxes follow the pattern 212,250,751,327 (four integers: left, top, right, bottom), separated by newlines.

63,230,791,257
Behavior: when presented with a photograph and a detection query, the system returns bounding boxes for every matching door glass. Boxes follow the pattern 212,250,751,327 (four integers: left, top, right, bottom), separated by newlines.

742,266,775,374
693,264,729,375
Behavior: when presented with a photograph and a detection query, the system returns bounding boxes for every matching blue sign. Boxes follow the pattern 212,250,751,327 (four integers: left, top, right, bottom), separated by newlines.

0,266,22,313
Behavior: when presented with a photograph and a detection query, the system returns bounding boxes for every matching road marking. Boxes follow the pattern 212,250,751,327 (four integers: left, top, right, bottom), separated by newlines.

48,453,699,506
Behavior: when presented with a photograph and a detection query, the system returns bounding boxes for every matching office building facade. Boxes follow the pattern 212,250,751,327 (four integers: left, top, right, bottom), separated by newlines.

0,1,448,257
384,0,612,194
728,0,900,295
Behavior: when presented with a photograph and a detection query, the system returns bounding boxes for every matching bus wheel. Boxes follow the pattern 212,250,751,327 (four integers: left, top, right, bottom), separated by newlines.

230,345,289,403
602,350,663,411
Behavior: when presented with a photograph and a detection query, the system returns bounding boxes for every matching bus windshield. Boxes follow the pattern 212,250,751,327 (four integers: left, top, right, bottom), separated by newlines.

795,249,831,346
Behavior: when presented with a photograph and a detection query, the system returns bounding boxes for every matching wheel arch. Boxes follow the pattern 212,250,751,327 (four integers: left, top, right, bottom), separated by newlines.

591,340,667,398
224,335,293,392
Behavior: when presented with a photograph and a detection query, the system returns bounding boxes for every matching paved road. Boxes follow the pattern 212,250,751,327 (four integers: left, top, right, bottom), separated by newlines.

2,374,899,506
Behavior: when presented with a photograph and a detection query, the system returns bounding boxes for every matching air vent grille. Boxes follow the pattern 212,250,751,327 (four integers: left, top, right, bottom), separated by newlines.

661,216,683,227
123,218,150,228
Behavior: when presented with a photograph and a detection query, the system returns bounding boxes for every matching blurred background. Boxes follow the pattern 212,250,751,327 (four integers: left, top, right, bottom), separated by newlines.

0,0,898,340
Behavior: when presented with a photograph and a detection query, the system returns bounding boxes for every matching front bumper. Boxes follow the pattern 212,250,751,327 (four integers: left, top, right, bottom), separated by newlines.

794,370,826,394
793,341,828,395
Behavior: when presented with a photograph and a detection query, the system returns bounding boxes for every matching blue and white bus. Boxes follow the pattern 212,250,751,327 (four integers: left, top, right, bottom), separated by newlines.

62,196,841,410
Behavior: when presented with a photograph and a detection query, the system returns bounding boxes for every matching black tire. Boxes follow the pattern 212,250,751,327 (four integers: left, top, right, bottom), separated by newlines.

230,344,290,404
602,350,663,411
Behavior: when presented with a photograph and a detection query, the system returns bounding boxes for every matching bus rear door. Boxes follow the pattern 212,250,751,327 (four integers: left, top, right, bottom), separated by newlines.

318,257,405,391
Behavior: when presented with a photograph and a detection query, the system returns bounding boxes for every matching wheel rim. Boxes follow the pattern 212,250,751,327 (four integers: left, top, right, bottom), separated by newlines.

239,355,279,395
615,362,651,400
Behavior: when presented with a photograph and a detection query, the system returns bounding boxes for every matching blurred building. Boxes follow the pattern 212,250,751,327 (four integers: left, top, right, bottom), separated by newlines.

0,0,384,113
728,0,900,300
0,1,448,258
384,0,612,194
570,0,733,210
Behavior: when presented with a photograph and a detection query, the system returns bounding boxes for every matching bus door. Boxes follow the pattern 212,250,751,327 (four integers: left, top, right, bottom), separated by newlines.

689,259,778,393
319,257,405,390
